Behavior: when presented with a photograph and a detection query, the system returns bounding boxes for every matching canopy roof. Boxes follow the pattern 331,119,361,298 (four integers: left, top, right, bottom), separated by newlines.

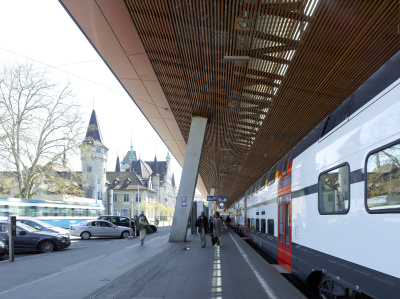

60,0,400,207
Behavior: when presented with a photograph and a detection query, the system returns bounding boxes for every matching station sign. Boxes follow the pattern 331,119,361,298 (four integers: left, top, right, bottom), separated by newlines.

207,196,228,202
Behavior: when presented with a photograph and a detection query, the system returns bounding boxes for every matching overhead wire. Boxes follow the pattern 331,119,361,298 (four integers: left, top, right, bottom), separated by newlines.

0,46,172,112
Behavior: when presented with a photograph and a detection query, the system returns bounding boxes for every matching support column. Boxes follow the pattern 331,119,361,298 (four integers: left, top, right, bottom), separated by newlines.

209,188,215,218
169,116,208,242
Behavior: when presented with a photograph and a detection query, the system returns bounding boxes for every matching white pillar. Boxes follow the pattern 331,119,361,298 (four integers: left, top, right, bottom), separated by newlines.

209,188,215,218
169,116,207,242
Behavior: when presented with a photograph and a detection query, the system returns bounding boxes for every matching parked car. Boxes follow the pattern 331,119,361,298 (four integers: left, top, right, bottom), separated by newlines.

0,221,71,253
97,215,157,233
0,240,8,258
70,220,133,240
17,218,70,235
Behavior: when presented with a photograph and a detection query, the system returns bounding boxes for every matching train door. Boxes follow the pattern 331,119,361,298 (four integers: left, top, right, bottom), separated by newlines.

277,194,292,273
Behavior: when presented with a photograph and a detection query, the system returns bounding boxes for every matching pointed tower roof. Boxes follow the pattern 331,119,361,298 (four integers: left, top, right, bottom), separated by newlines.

131,159,153,179
83,109,107,148
129,135,135,161
171,173,176,187
115,155,121,172
152,155,159,174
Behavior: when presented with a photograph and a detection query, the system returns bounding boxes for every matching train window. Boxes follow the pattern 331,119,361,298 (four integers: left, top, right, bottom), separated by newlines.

256,219,260,231
366,142,400,213
255,178,261,191
285,204,290,248
261,219,266,233
260,172,268,188
251,218,255,229
318,164,350,214
268,164,278,185
281,152,291,177
321,97,353,138
268,219,274,236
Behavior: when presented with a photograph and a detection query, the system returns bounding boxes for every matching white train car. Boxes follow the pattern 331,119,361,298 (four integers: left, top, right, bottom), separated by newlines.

232,51,400,298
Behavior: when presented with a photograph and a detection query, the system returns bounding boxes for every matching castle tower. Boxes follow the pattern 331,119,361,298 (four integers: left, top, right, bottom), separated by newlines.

81,109,108,208
151,154,160,200
121,136,137,172
115,154,121,172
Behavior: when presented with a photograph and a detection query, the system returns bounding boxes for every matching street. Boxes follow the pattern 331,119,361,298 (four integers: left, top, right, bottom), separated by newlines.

0,227,172,298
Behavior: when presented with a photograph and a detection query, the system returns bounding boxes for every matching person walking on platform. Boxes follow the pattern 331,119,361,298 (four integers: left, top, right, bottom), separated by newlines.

195,212,209,248
225,215,231,232
135,211,149,245
213,212,223,248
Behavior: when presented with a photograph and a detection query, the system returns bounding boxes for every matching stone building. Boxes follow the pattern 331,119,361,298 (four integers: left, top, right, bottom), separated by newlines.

81,109,177,218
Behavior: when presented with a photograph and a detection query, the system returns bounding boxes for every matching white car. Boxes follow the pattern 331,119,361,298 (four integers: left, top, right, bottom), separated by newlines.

70,220,133,240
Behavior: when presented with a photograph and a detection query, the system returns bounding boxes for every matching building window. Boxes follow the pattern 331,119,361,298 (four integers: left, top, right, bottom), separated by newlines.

135,194,141,202
87,166,92,172
96,148,101,153
318,164,350,214
366,142,400,213
113,193,117,202
124,194,129,202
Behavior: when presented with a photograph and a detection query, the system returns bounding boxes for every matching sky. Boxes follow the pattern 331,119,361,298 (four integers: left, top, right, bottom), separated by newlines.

0,0,182,186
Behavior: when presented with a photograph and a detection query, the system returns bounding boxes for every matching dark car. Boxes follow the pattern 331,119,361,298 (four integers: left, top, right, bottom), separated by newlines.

17,218,70,235
98,215,157,233
0,221,71,253
0,240,8,258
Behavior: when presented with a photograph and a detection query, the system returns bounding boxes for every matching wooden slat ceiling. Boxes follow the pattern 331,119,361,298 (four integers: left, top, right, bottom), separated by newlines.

61,0,400,207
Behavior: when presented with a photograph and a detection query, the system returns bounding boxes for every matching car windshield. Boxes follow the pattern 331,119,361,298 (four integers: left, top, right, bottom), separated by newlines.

25,219,53,228
17,222,38,232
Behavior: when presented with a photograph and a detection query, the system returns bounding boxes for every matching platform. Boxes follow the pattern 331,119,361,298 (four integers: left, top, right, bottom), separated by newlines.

84,230,306,299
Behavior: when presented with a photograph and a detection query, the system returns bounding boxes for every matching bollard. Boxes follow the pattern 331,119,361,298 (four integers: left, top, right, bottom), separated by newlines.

8,216,16,262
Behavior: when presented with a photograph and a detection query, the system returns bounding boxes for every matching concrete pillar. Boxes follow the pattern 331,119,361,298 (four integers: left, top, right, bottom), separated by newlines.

169,116,208,242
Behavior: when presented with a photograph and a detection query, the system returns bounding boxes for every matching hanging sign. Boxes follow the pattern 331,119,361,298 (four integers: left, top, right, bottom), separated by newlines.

207,196,228,202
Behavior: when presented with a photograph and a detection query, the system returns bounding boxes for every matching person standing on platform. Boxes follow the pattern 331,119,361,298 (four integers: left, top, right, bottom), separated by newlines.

195,212,209,248
213,212,223,248
209,216,213,227
225,215,231,232
135,211,149,245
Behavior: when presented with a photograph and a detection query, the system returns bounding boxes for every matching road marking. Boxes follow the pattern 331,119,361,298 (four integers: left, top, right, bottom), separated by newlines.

63,255,106,271
117,256,144,270
229,233,278,299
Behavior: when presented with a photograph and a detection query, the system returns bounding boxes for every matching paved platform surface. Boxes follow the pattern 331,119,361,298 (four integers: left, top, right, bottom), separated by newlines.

0,230,306,299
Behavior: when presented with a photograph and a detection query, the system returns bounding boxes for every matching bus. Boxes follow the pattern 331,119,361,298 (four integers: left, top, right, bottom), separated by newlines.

0,197,105,228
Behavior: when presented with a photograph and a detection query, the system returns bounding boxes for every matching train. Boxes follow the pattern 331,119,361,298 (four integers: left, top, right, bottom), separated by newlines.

0,197,104,228
230,50,400,299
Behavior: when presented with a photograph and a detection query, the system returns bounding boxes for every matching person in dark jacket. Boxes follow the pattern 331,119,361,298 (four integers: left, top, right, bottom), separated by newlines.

195,212,209,248
135,211,149,245
213,212,223,248
225,215,231,232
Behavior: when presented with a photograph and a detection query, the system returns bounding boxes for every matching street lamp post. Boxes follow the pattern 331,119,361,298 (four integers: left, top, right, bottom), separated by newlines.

137,183,140,215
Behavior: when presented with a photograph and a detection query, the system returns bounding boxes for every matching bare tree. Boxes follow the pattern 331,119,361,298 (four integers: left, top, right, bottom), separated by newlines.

0,61,85,198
